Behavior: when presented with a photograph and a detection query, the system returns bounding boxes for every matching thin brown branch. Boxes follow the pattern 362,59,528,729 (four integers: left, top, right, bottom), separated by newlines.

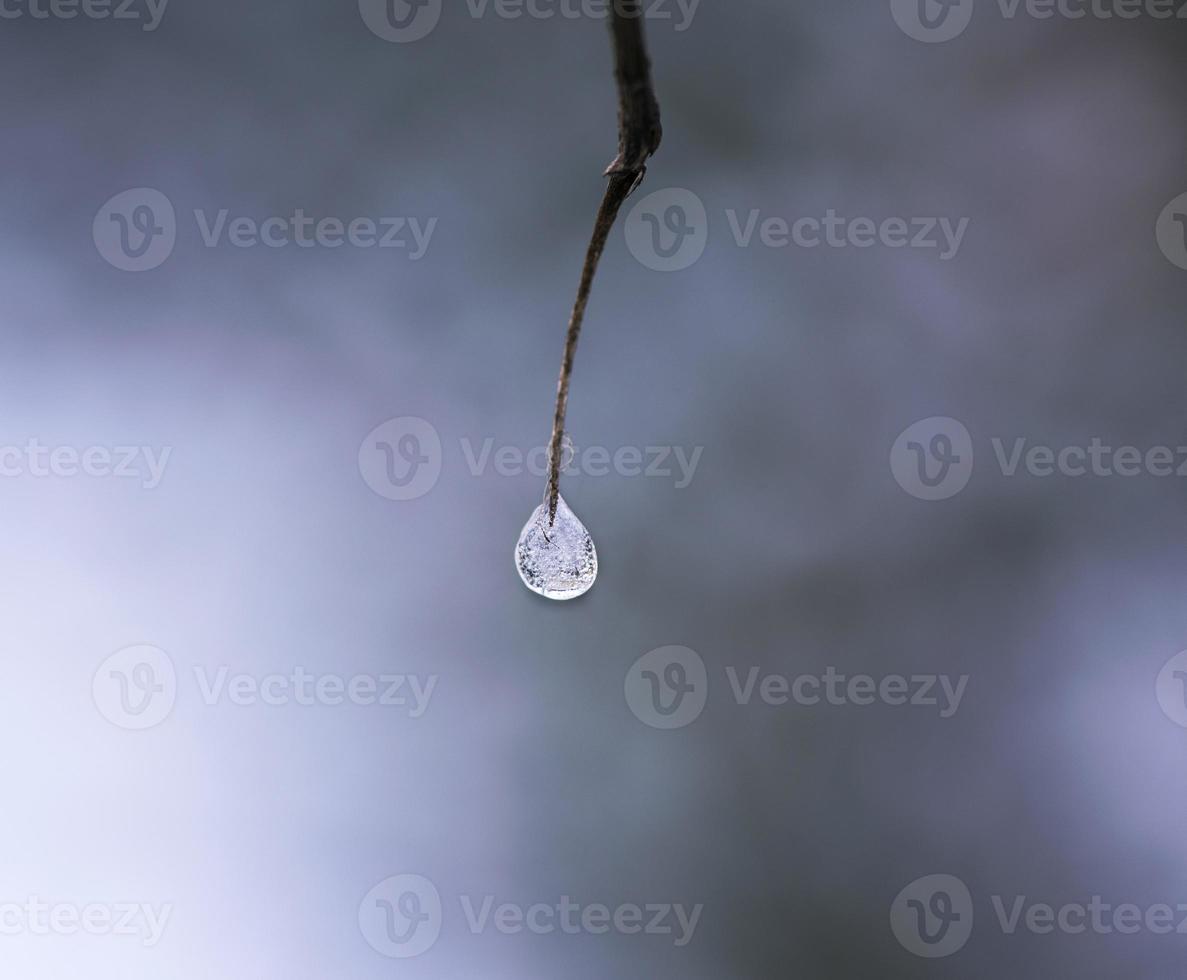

545,6,662,524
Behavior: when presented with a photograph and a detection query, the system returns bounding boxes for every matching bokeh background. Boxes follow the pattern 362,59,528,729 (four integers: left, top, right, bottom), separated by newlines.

2,0,1187,976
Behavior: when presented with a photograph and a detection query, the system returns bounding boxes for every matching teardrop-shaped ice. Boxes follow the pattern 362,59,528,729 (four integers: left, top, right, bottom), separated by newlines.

515,494,598,600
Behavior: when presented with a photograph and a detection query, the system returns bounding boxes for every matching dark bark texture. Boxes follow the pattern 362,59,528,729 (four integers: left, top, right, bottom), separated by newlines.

545,8,662,525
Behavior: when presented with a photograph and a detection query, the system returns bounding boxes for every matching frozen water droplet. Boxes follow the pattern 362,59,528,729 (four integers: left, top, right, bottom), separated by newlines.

515,494,598,600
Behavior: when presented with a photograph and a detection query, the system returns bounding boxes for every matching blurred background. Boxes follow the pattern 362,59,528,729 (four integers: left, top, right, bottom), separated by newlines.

1,0,1187,975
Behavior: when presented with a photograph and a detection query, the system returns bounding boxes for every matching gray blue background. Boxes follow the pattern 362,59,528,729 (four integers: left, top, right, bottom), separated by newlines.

1,0,1186,976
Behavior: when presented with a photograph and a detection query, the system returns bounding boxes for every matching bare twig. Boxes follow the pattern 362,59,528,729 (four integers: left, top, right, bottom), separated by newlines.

545,6,662,524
